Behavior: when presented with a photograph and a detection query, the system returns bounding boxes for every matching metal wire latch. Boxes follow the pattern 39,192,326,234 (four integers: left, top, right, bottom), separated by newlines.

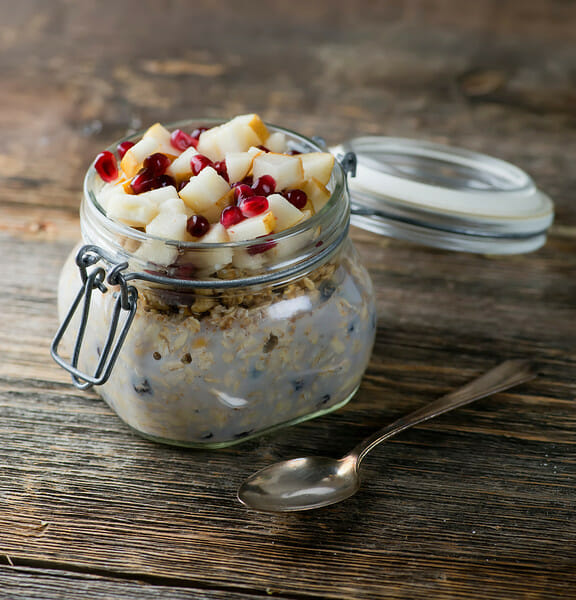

51,245,138,390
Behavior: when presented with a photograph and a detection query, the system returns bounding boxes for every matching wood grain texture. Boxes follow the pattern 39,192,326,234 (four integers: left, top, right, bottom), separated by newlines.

1,0,575,599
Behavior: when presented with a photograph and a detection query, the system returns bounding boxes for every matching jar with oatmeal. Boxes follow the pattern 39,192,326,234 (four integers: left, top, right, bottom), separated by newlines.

53,117,376,447
52,116,553,448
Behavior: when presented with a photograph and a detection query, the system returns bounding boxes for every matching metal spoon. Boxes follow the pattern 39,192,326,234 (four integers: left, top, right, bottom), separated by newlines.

238,359,535,512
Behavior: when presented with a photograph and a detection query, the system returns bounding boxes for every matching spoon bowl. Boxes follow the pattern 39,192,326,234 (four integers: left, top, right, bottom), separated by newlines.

238,359,536,512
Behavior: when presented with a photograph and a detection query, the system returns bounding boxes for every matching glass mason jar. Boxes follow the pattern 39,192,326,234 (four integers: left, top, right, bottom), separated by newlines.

53,121,376,448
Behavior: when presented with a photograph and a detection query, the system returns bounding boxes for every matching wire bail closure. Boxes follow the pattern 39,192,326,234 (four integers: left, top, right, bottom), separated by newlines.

50,245,138,390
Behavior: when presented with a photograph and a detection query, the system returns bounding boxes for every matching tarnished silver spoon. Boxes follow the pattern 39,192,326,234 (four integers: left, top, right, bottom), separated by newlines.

238,359,535,512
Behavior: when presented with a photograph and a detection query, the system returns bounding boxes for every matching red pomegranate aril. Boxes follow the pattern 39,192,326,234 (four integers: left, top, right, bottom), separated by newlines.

190,154,214,176
288,149,302,155
214,160,229,182
284,189,308,210
240,175,253,187
248,240,277,255
220,206,245,228
252,174,276,196
239,195,269,218
233,184,255,204
94,151,118,182
155,174,176,188
116,141,135,160
257,145,270,152
186,214,210,238
130,169,156,194
143,152,171,177
170,129,197,152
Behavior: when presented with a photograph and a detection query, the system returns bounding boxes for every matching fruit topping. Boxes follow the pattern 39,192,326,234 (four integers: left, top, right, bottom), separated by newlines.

117,141,135,160
187,214,210,238
170,129,197,152
220,206,245,228
95,151,118,182
239,195,269,218
92,113,336,268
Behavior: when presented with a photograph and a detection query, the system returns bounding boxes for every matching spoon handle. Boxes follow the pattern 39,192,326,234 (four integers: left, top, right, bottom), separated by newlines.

352,359,536,465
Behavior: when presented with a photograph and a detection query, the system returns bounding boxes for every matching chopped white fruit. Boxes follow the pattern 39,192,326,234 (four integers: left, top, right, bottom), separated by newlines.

166,146,199,181
179,167,231,221
267,193,305,232
107,192,159,227
120,136,159,177
197,114,269,161
300,152,335,186
157,196,192,217
301,177,332,212
192,223,233,271
232,248,266,270
247,146,266,160
225,152,253,183
227,211,276,242
142,122,174,155
137,211,186,265
252,153,303,191
145,211,188,240
266,132,287,153
137,185,179,206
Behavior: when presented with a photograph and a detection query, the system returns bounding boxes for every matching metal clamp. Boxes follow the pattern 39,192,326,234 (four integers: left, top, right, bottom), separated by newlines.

51,245,138,390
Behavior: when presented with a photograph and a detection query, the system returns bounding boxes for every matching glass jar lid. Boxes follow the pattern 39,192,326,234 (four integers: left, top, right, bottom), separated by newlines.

331,137,554,254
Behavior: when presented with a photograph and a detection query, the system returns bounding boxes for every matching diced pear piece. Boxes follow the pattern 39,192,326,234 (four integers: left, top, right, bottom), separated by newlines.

247,146,265,158
137,186,179,206
145,211,188,240
142,122,174,155
266,132,287,153
179,167,231,221
227,211,276,242
252,153,304,191
192,223,233,271
301,177,332,212
267,193,306,232
300,152,335,186
120,136,159,178
225,152,253,183
197,114,269,161
166,146,199,181
157,196,192,217
232,248,266,271
106,191,159,227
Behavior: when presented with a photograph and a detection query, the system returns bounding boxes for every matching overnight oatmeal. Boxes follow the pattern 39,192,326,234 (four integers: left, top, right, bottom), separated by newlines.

56,114,376,447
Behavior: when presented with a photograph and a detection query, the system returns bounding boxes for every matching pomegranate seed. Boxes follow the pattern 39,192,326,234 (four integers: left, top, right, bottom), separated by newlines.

239,195,269,218
257,145,270,152
94,151,118,182
143,153,171,177
220,206,245,228
214,160,229,181
190,154,214,176
252,175,276,196
177,179,190,192
130,169,156,194
284,189,308,210
240,174,253,187
170,129,197,152
233,184,255,204
288,149,302,155
156,174,176,188
186,214,210,237
248,240,277,255
117,141,135,159
191,126,209,140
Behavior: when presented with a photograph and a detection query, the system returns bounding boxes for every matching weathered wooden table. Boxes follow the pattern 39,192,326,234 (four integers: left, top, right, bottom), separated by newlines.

1,1,575,598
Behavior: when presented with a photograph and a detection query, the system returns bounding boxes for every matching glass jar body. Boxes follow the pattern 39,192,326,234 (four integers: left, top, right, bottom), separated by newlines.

58,238,375,447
